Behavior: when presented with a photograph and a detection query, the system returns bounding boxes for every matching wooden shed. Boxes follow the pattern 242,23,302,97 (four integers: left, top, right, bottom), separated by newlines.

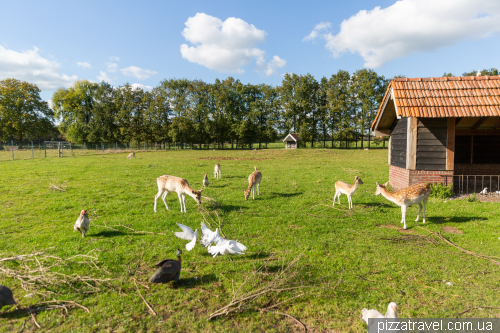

371,75,500,193
283,133,301,149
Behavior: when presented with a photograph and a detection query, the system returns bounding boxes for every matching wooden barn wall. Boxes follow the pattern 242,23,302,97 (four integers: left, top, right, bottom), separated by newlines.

390,118,407,168
416,118,447,170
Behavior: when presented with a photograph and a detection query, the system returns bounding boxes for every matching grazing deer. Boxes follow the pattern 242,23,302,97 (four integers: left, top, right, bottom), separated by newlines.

243,167,262,200
374,182,431,230
127,152,135,159
203,174,209,188
214,163,221,179
333,176,364,209
154,175,203,213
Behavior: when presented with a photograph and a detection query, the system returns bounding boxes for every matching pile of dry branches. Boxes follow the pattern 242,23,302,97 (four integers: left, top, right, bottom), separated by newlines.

0,248,114,296
207,252,340,332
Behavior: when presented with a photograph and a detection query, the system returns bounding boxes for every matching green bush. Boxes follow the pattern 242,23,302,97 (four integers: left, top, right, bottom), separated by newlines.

429,182,454,199
466,193,479,202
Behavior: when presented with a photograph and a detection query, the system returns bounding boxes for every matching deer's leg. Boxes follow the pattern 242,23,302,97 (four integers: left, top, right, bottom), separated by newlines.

401,205,407,229
333,191,338,206
257,183,260,195
162,191,169,210
177,193,185,213
252,185,255,200
422,197,428,223
154,189,163,212
415,203,422,222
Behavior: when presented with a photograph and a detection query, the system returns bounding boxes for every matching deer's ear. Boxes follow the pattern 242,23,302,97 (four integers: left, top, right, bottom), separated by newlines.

376,182,380,186
384,181,389,186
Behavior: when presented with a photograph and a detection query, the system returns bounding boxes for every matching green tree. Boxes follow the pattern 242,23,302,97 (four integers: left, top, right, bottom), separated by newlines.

463,68,499,76
0,78,55,143
327,70,352,148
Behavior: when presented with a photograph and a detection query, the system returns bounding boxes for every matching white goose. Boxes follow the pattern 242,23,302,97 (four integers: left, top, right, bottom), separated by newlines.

200,222,221,247
361,302,398,326
174,223,198,251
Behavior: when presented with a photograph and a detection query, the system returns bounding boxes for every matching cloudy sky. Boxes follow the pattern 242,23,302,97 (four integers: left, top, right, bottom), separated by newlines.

1,0,500,101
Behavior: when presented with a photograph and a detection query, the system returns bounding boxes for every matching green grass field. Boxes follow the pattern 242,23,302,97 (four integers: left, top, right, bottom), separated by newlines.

1,149,499,332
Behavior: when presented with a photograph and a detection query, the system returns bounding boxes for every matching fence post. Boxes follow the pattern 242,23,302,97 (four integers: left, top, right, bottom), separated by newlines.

11,140,14,160
102,142,104,154
32,141,34,159
144,142,146,151
44,142,46,158
62,142,64,157
115,142,117,153
84,142,86,155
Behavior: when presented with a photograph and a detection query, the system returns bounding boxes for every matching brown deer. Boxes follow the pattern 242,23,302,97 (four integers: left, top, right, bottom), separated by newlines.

127,152,135,159
374,182,431,230
243,167,261,200
154,175,202,213
333,176,364,209
214,163,221,179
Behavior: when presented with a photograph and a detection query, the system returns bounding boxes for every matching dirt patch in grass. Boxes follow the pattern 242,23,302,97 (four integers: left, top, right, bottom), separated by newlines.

377,224,416,233
442,226,463,234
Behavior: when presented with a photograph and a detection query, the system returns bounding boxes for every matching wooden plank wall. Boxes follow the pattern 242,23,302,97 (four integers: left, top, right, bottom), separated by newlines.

416,118,447,170
390,118,407,168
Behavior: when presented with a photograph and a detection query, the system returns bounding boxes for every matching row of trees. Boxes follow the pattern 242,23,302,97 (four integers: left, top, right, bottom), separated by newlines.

51,69,388,148
2,68,497,147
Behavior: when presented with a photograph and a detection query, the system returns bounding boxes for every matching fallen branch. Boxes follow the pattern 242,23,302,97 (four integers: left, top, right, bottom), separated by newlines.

132,278,156,316
34,300,90,313
456,306,500,317
418,227,500,266
31,313,41,328
261,309,307,333
196,287,219,298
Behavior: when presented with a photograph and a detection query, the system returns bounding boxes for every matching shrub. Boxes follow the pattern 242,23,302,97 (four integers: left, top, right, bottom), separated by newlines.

429,182,454,199
466,193,479,202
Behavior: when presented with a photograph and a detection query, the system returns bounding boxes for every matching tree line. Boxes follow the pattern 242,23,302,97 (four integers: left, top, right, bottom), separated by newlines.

1,68,497,147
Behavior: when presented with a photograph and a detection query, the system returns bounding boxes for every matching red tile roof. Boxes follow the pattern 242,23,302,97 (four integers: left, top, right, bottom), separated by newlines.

371,76,500,132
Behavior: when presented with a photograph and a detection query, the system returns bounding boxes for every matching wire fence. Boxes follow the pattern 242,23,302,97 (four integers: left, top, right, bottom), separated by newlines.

0,140,388,162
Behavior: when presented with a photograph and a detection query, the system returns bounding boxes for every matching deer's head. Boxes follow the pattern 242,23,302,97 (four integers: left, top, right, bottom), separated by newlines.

242,189,250,201
355,176,364,185
374,181,389,196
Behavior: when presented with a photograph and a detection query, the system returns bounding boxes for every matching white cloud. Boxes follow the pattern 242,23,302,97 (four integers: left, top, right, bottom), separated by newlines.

110,56,120,61
106,62,118,72
97,71,112,83
120,66,158,80
131,83,153,91
180,12,286,75
0,46,78,90
303,22,331,42
257,55,287,76
324,0,500,68
76,61,92,69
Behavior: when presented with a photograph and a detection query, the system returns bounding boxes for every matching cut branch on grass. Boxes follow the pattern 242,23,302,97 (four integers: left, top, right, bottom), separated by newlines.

132,278,156,316
261,309,307,333
456,306,500,317
418,227,500,266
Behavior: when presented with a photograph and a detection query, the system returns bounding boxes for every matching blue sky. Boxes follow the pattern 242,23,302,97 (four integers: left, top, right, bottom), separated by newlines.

1,0,500,101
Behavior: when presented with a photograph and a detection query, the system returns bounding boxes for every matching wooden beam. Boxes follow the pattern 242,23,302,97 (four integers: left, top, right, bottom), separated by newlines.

470,117,488,130
406,117,417,170
388,136,391,165
455,129,500,136
446,118,455,171
455,117,463,126
493,118,500,129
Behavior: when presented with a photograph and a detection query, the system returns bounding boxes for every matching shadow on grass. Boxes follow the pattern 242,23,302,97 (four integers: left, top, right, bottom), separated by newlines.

92,230,129,237
428,216,488,224
269,192,304,198
177,274,217,288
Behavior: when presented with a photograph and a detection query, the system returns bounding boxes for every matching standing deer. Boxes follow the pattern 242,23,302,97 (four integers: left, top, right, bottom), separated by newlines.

154,175,202,213
374,182,431,230
333,176,364,209
214,163,221,179
243,167,261,200
203,174,209,188
127,152,135,159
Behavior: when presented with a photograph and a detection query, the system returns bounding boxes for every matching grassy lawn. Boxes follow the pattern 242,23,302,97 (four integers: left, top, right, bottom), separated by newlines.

1,149,499,332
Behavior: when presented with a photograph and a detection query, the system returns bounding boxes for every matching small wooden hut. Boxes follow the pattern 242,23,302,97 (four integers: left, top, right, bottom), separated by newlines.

283,133,301,149
371,75,500,193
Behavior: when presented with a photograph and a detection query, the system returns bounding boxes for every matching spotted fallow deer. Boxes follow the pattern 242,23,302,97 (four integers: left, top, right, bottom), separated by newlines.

214,163,221,179
154,175,203,213
374,182,431,230
243,167,261,200
127,152,135,159
333,176,364,209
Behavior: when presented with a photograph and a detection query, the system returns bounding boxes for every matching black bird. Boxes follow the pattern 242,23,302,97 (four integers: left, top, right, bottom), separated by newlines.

0,285,16,308
149,249,182,283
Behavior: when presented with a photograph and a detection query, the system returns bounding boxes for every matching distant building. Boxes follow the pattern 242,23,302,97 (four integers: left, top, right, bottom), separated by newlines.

283,133,301,149
371,75,500,193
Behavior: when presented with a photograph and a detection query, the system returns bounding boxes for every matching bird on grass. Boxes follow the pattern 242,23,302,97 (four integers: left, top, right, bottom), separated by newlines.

207,238,247,257
74,210,90,238
174,223,198,251
361,302,398,326
200,221,220,247
0,285,16,309
149,249,182,283
203,174,209,188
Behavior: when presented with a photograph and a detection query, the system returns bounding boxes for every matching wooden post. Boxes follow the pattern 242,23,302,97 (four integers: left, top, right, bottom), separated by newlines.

11,140,14,160
31,141,34,159
406,117,417,170
388,136,392,165
446,118,455,170
44,142,46,158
